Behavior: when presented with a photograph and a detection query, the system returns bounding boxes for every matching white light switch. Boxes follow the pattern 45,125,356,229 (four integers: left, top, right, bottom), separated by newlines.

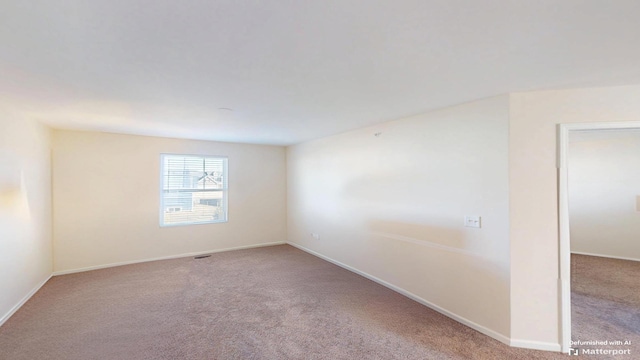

464,216,481,228
311,233,320,240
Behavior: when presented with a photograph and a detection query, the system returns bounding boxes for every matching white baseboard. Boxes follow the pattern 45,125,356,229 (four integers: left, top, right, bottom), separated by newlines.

286,242,513,347
11,241,563,353
571,251,640,262
0,275,52,328
510,339,562,352
53,241,286,276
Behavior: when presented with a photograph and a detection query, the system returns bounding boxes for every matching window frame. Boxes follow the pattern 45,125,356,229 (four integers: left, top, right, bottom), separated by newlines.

159,153,229,227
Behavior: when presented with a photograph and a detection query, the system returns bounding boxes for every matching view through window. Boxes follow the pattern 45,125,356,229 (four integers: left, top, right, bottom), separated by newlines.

160,154,228,226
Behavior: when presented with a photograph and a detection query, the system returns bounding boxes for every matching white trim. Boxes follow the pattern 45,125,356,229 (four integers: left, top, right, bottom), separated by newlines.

510,339,562,352
557,152,572,354
571,251,640,263
53,241,286,276
159,154,229,227
560,121,640,132
0,275,52,327
286,242,512,347
557,120,640,354
558,276,571,353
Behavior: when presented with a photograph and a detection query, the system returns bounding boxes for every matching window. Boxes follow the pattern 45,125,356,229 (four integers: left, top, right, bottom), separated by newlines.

160,154,228,226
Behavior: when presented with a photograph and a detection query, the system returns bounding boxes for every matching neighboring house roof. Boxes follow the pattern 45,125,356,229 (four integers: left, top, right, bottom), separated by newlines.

196,174,222,189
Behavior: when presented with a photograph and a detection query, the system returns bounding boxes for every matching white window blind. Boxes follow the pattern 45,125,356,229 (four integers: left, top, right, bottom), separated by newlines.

160,154,228,226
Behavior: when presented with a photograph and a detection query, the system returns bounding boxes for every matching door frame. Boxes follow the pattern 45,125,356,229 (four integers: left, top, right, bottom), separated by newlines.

557,121,640,353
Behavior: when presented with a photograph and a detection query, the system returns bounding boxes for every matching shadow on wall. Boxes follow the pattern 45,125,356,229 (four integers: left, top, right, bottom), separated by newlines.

335,219,512,337
341,172,465,208
0,171,31,222
367,219,468,255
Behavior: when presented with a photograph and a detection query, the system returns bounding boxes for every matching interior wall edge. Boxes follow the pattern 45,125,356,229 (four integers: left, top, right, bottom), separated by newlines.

285,241,519,349
0,275,52,328
52,241,286,276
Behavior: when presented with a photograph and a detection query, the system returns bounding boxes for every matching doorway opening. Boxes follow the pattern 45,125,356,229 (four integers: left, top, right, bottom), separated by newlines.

557,121,640,353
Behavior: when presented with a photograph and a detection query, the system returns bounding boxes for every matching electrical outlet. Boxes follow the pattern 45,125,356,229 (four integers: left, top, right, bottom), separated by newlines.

464,216,481,228
311,233,320,240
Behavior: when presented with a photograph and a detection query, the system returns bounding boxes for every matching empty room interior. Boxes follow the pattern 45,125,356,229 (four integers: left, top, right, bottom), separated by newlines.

1,1,639,359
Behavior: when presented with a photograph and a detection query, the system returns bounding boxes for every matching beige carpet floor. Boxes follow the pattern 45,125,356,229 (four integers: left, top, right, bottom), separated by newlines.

0,245,635,359
570,254,640,358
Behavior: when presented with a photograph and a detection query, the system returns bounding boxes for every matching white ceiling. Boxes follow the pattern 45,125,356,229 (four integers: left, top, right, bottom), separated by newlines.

2,1,640,145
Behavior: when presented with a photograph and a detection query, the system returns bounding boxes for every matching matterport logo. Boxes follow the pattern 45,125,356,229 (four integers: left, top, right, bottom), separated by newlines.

569,340,633,356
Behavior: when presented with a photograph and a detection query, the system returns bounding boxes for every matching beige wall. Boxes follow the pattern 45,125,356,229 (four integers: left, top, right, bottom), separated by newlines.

509,84,640,346
0,109,52,325
6,84,640,350
287,95,511,339
52,130,287,273
568,129,640,261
